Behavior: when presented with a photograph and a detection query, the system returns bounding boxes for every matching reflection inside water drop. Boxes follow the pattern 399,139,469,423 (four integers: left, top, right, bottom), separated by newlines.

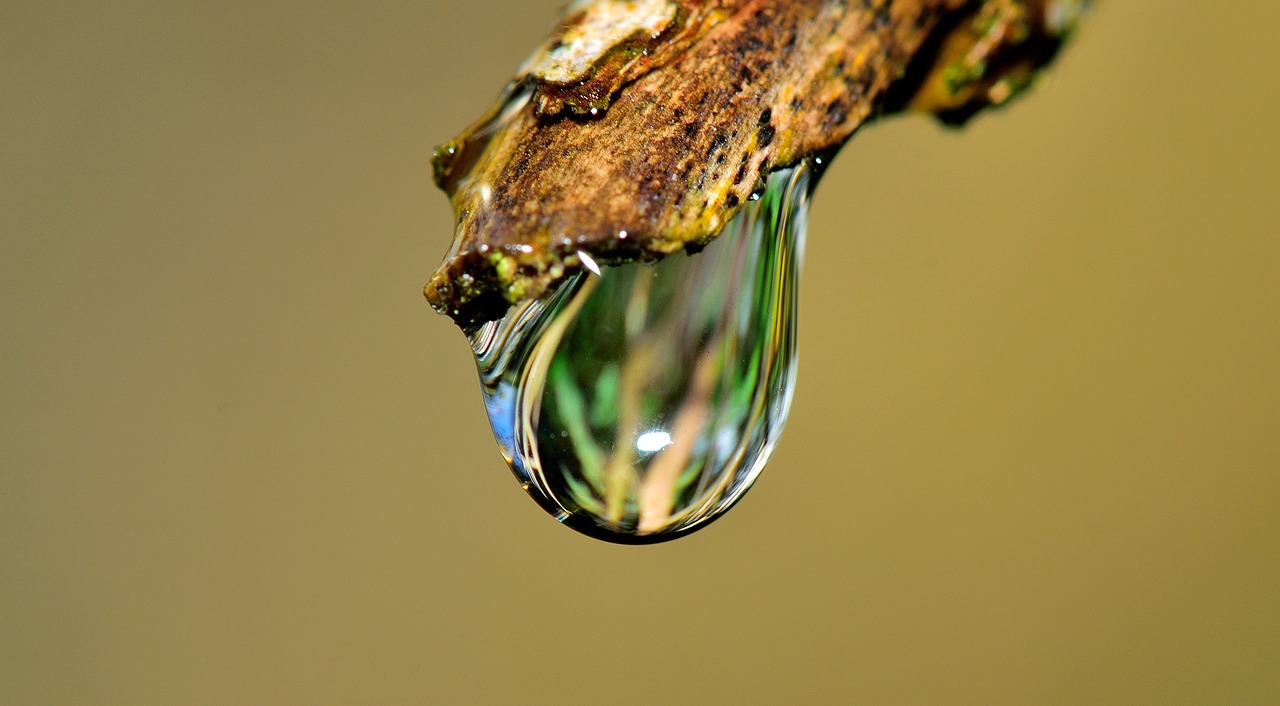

470,162,813,543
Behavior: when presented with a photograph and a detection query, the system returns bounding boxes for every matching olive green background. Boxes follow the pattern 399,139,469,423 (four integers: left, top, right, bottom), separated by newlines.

3,2,1277,703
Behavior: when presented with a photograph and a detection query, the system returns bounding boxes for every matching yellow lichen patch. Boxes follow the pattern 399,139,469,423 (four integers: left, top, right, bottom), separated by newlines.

524,0,679,84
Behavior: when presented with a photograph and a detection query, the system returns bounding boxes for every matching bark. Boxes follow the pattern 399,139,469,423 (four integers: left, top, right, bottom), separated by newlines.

427,0,1088,330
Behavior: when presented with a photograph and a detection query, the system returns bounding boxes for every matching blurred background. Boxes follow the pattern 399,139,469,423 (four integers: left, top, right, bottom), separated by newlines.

3,2,1277,703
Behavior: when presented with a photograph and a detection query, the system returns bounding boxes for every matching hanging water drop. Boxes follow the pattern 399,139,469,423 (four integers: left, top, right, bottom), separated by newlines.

424,0,1083,543
469,162,813,543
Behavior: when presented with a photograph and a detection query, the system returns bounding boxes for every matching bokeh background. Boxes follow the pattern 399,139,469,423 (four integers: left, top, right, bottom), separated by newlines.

3,2,1277,703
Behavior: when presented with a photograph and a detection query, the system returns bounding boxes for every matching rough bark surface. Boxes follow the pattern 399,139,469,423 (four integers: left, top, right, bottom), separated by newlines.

427,0,1087,330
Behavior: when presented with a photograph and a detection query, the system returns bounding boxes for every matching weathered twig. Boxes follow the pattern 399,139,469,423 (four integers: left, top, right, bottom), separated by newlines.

427,0,1087,330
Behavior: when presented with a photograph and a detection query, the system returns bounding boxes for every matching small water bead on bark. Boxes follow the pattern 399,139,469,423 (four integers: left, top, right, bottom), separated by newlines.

469,162,814,543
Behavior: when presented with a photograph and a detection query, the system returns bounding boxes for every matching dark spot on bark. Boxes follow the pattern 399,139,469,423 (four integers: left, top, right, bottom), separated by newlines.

872,6,892,30
705,131,729,158
758,108,772,126
758,124,775,148
826,99,847,126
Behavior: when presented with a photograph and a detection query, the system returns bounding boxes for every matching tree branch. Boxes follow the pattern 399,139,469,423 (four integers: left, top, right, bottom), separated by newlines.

426,0,1088,330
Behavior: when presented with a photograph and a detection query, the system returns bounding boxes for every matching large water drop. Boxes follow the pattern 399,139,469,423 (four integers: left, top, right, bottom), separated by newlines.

470,162,813,543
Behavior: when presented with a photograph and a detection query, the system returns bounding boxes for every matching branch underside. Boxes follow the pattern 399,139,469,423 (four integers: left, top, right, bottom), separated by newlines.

427,0,1087,331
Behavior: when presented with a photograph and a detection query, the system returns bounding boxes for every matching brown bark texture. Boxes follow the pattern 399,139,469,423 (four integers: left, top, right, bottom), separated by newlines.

427,0,1087,330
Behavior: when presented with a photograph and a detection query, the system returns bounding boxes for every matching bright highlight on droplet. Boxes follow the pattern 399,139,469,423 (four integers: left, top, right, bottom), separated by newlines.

469,162,814,543
635,430,673,453
577,250,601,276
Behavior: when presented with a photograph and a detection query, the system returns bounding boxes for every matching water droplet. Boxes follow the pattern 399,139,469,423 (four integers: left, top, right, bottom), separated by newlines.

469,162,813,543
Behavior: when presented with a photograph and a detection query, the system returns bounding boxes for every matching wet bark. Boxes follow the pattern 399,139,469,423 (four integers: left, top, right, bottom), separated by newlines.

427,0,1088,330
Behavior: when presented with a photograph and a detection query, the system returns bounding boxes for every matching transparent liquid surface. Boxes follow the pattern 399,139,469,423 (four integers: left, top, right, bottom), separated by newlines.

470,163,812,543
